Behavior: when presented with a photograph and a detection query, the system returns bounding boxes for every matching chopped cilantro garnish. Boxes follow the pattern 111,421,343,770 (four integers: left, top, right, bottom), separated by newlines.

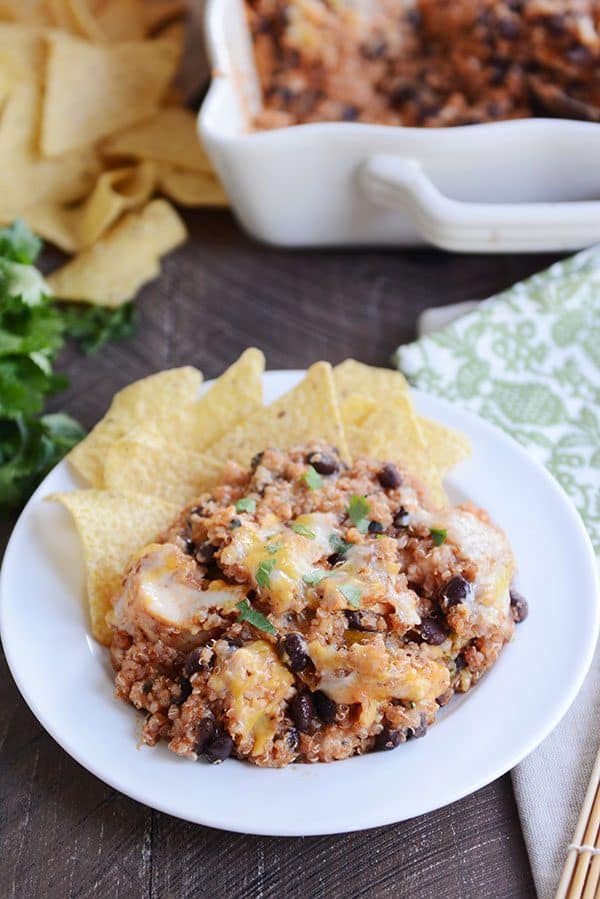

329,533,350,557
301,465,323,490
303,570,330,587
339,583,362,609
236,599,277,635
348,494,370,534
256,558,277,588
235,496,256,513
292,522,316,539
266,542,281,555
430,527,447,546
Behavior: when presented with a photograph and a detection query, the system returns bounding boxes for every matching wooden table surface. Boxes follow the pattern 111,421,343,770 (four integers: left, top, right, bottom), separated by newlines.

1,210,557,899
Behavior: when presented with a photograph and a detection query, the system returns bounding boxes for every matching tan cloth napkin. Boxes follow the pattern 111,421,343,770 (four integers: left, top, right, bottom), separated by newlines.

395,250,600,899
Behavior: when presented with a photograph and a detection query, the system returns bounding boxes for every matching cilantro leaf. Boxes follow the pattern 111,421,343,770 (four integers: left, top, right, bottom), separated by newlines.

291,522,316,539
235,496,256,514
266,542,281,555
256,558,277,588
339,583,362,609
0,220,42,265
301,465,323,490
59,302,137,355
236,599,277,635
430,527,447,546
347,494,370,534
329,533,350,557
302,570,330,587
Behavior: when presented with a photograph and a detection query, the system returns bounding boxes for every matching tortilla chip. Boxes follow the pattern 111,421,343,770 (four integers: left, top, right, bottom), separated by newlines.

207,361,350,467
344,393,446,508
49,489,178,644
0,1,53,24
158,166,228,207
41,31,181,156
91,0,146,40
142,0,186,34
46,199,187,304
61,0,107,41
68,366,202,487
104,431,224,506
24,161,157,253
418,417,472,473
102,107,213,172
334,359,410,404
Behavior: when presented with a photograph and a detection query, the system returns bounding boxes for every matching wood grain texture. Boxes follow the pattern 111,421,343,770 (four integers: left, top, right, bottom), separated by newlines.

1,210,555,899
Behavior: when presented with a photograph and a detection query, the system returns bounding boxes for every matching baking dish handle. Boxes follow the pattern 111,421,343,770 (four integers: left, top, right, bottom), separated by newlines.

359,155,600,252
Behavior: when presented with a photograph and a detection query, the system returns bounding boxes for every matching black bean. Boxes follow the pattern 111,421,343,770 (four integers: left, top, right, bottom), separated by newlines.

368,520,384,535
194,717,215,754
345,609,378,632
181,536,195,555
510,588,529,623
374,726,403,751
185,647,205,677
455,653,467,671
229,517,241,529
189,505,205,517
173,677,192,705
378,463,402,490
290,691,316,733
361,38,387,60
498,18,519,39
283,633,309,672
327,553,343,567
406,719,427,740
195,541,216,564
393,507,410,528
251,451,264,470
440,576,473,610
312,690,337,724
142,680,153,694
204,732,234,764
306,451,338,475
286,728,299,751
419,617,448,646
342,104,359,122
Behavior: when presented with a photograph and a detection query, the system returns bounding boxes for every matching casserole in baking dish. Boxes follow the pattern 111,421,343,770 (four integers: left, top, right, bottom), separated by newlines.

199,0,600,252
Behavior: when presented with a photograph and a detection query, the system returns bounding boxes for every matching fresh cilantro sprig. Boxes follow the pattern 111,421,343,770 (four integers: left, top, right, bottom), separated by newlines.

236,599,277,635
235,496,256,514
256,558,277,588
347,495,370,534
292,522,315,539
0,220,137,516
300,465,323,490
430,527,447,546
339,583,362,609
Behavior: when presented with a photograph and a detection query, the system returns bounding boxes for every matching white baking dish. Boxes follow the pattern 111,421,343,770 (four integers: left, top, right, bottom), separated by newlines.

199,0,600,252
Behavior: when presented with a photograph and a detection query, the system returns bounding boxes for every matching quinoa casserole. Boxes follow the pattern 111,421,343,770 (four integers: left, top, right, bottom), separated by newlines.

245,0,600,129
54,355,528,768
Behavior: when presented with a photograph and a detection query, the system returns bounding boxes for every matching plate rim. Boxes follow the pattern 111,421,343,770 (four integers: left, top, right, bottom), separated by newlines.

1,370,599,836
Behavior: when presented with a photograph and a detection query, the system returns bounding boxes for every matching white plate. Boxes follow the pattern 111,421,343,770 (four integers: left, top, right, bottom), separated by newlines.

1,371,599,836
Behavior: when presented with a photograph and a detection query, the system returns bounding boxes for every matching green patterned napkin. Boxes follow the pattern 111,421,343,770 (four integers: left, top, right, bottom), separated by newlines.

394,247,600,554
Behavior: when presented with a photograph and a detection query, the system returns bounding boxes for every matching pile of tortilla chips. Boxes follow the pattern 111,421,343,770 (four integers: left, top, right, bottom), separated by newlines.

50,352,472,644
0,0,227,305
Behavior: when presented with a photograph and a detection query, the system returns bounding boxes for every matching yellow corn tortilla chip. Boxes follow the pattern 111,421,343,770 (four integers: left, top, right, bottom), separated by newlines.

91,0,146,40
142,0,186,34
41,31,181,156
102,107,213,172
0,1,53,24
334,359,410,404
345,393,446,508
340,393,377,451
102,349,264,499
0,29,100,217
68,366,202,487
24,161,157,253
49,489,178,644
418,417,472,473
207,361,350,467
60,0,107,41
104,433,224,506
46,199,187,305
158,166,228,207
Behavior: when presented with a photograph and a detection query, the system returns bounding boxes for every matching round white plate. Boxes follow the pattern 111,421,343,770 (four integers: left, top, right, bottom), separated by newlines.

1,371,598,836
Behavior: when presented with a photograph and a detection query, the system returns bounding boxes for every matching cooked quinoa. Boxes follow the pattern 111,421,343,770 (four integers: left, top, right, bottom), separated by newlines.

109,443,527,767
246,0,600,129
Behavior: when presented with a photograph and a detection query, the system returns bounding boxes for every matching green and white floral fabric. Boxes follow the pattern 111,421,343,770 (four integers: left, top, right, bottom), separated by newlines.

395,247,600,899
395,247,600,554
